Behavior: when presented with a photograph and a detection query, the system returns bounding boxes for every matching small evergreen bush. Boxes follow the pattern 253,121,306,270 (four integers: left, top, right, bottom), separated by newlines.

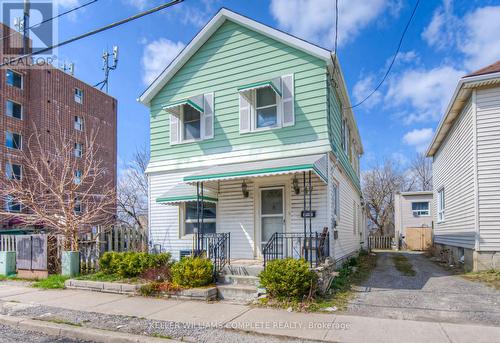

259,258,317,300
98,252,172,278
171,257,213,287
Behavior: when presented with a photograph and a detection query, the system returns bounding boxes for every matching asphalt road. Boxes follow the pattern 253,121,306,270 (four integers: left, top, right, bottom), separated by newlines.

0,323,93,343
346,251,500,326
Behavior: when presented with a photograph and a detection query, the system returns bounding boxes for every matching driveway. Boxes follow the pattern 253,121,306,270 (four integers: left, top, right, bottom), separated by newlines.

346,251,500,326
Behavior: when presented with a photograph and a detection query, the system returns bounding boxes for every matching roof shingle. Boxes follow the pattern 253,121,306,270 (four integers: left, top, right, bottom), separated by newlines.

464,61,500,78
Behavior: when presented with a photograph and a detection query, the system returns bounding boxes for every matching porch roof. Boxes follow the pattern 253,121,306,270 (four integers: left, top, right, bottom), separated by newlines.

156,182,218,205
183,154,328,183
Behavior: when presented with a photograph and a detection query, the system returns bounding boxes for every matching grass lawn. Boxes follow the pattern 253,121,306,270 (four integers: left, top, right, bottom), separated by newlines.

461,270,500,290
32,275,69,289
392,254,416,276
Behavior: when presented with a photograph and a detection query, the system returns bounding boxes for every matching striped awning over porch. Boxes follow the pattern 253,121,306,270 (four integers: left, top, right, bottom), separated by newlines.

183,154,328,183
156,182,218,205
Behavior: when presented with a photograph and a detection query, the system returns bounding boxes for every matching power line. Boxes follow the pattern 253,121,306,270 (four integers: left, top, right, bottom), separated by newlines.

347,0,420,109
0,0,99,42
1,0,185,67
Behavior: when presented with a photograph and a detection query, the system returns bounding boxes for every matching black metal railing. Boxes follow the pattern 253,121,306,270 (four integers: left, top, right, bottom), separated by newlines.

263,229,329,268
195,232,230,278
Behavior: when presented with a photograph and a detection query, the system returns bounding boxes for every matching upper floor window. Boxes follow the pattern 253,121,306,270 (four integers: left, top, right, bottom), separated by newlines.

5,196,21,213
74,88,83,104
438,188,445,222
5,132,22,150
167,93,214,145
341,117,350,155
6,100,22,119
256,87,278,129
6,70,22,89
74,197,82,214
5,163,22,180
74,170,82,185
183,104,201,141
74,116,84,131
239,75,295,133
412,202,430,216
74,143,83,158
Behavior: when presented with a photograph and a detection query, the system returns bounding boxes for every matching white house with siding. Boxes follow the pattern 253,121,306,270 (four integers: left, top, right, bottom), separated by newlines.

138,9,366,269
426,61,500,271
394,191,433,249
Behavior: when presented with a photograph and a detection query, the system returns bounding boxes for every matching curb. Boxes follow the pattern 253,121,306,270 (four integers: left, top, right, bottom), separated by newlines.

0,314,178,343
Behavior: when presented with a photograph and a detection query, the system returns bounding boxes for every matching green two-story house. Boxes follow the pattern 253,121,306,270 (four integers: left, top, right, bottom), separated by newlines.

139,9,365,264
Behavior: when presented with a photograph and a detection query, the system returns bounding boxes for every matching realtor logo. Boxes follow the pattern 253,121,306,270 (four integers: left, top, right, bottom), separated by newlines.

1,0,57,62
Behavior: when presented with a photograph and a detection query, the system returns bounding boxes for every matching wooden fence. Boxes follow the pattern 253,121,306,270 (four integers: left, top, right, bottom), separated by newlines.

0,225,148,274
368,235,394,250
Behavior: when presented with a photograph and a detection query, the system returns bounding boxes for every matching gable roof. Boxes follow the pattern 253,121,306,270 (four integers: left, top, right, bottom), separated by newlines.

464,60,500,78
426,64,500,157
138,8,333,106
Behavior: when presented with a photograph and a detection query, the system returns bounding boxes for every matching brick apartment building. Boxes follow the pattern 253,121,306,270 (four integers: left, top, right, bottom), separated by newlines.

0,24,117,230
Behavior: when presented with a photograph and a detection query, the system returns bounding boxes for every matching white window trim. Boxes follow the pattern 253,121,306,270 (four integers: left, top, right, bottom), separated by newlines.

74,170,82,185
6,69,23,89
5,196,22,213
74,116,84,131
74,88,83,104
412,201,430,217
252,87,282,132
180,105,203,143
437,188,445,223
6,99,23,120
74,143,83,158
6,163,22,180
6,131,22,150
179,202,217,238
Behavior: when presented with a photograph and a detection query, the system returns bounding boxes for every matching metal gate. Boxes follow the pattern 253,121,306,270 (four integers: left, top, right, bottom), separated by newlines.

15,234,48,271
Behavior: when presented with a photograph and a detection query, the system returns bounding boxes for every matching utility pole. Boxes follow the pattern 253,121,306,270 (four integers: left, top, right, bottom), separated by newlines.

94,46,119,93
23,0,30,54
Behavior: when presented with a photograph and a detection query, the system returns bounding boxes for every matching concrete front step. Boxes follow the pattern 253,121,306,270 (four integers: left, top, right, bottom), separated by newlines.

222,264,264,277
217,274,260,287
217,284,258,302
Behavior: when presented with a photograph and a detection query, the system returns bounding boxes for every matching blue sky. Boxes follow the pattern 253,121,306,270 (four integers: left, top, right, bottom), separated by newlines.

49,0,500,171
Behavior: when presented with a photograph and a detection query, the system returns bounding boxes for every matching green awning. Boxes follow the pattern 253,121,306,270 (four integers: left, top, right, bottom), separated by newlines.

238,78,282,97
184,154,328,183
156,182,218,205
163,95,204,116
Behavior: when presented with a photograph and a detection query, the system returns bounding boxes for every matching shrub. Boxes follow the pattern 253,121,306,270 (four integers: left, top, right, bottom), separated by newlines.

259,258,317,300
171,257,213,287
98,252,172,279
139,281,182,296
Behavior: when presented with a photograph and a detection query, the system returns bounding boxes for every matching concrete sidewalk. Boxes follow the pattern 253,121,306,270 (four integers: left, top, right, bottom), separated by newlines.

0,283,498,343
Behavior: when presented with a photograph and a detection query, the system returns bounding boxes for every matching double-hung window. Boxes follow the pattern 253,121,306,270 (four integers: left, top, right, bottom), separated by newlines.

6,163,22,180
5,196,21,213
74,198,82,214
6,132,22,150
412,202,430,216
239,75,295,133
6,100,22,119
438,188,445,222
74,170,82,185
74,88,83,103
74,143,83,158
74,116,84,131
167,93,214,145
256,87,278,129
183,202,216,236
6,70,22,88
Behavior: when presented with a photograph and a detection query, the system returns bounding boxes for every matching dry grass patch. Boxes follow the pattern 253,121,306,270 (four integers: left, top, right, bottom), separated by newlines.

462,270,500,290
392,254,416,276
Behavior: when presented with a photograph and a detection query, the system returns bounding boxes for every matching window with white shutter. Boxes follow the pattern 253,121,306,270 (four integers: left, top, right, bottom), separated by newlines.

203,93,214,139
281,74,294,127
239,92,251,133
170,113,180,145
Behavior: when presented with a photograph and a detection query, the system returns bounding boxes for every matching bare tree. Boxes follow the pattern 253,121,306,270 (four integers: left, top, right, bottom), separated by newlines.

117,146,149,231
0,125,116,250
362,159,405,236
407,152,433,191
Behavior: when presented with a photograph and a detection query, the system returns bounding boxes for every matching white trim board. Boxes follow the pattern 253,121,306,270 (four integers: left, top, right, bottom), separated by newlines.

138,8,333,106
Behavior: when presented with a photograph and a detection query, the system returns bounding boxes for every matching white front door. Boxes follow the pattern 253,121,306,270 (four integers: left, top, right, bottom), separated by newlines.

260,187,285,252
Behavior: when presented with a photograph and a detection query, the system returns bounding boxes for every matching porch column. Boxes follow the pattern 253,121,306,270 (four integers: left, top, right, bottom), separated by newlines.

309,170,313,266
196,182,200,252
200,182,205,251
303,171,307,261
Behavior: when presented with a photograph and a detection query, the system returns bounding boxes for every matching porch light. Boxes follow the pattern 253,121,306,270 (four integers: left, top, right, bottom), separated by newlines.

241,181,249,198
293,176,300,195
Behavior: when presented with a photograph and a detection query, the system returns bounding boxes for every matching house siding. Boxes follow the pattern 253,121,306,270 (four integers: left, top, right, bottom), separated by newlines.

476,86,500,251
394,193,434,239
433,99,476,249
149,20,330,169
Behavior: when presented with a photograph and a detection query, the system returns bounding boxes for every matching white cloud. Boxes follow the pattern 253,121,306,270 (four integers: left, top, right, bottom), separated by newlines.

460,6,500,70
386,66,465,123
403,128,434,153
141,38,185,85
353,75,382,109
56,0,80,7
421,0,458,50
125,0,150,10
270,0,399,48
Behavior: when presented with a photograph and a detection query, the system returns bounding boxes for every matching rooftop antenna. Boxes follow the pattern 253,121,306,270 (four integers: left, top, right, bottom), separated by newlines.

94,45,119,93
23,0,30,54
